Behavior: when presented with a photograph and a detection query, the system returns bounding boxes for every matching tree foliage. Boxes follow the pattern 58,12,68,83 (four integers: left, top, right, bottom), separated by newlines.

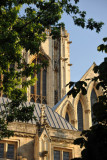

0,0,104,139
97,37,107,53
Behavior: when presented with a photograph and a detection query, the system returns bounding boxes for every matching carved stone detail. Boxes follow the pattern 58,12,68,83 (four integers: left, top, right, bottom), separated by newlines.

85,109,91,114
71,120,77,124
14,132,35,138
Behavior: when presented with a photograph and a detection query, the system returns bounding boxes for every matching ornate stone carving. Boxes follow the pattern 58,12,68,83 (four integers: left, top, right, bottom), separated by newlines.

54,60,58,71
14,132,35,138
85,109,91,114
39,151,48,157
60,57,68,61
71,119,77,124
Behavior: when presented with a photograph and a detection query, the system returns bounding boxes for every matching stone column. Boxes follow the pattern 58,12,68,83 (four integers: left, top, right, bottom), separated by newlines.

84,109,91,130
34,133,39,160
48,140,51,160
44,141,47,160
39,139,42,160
71,119,78,129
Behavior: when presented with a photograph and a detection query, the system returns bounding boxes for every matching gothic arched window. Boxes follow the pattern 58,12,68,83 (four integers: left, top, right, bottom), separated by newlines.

30,55,47,104
65,112,69,122
91,89,97,125
77,101,83,131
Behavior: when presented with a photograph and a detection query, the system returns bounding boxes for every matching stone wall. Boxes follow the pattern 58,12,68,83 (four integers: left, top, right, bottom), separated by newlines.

1,122,82,160
25,28,71,107
54,63,103,130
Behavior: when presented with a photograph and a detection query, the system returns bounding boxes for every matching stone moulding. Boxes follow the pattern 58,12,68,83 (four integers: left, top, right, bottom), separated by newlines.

39,151,48,157
51,137,74,144
14,132,35,138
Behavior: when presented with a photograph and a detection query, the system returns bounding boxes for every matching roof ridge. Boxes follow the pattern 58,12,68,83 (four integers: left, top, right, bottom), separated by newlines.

80,62,96,81
47,104,77,131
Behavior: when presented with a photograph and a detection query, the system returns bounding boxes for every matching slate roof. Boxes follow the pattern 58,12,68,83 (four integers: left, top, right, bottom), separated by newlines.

0,97,77,131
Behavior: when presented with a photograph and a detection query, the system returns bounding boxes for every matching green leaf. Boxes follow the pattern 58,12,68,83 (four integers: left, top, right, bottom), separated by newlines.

66,81,75,88
97,44,105,52
103,37,107,42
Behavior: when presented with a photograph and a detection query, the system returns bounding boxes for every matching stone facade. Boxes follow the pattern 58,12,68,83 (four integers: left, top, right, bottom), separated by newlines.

25,28,71,107
0,28,101,160
1,122,81,160
53,63,102,130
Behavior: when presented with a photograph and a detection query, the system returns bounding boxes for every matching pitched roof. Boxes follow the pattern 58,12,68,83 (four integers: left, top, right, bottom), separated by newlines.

80,62,96,81
0,97,77,131
52,63,96,111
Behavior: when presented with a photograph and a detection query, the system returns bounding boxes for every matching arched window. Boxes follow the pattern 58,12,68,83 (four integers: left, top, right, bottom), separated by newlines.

65,112,69,122
30,55,47,104
91,89,97,125
77,101,83,131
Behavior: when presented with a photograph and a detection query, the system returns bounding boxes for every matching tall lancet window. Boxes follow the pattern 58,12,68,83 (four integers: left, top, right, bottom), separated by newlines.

65,112,69,122
77,101,83,131
91,89,97,125
30,55,47,104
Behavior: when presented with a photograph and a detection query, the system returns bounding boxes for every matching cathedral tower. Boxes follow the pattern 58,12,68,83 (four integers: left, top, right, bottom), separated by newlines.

26,28,71,107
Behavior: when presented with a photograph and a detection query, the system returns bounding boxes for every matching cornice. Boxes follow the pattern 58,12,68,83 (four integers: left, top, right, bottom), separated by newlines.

14,132,35,138
51,137,74,144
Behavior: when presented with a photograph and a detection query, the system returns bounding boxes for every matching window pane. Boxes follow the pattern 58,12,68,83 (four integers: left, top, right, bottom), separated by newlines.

65,112,69,122
42,99,47,104
0,143,4,158
77,101,83,131
63,151,69,160
54,150,60,160
37,72,40,95
91,89,97,125
36,98,41,103
42,69,46,96
54,90,58,104
7,144,14,159
30,97,35,102
31,86,34,94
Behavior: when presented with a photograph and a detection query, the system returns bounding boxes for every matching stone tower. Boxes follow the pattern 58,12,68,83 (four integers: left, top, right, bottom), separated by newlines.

25,28,71,107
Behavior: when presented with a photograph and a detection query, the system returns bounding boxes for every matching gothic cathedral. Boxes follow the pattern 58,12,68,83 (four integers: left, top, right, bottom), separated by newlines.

0,28,102,160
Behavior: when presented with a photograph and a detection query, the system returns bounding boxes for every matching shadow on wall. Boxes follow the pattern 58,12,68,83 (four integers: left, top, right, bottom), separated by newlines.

18,140,34,160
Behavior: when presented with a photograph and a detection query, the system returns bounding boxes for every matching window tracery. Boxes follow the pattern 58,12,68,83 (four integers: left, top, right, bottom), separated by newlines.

30,55,47,104
77,100,83,131
65,112,69,122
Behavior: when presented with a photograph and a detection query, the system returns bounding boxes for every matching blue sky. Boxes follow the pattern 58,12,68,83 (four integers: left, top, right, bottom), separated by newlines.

60,0,107,81
20,0,107,82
